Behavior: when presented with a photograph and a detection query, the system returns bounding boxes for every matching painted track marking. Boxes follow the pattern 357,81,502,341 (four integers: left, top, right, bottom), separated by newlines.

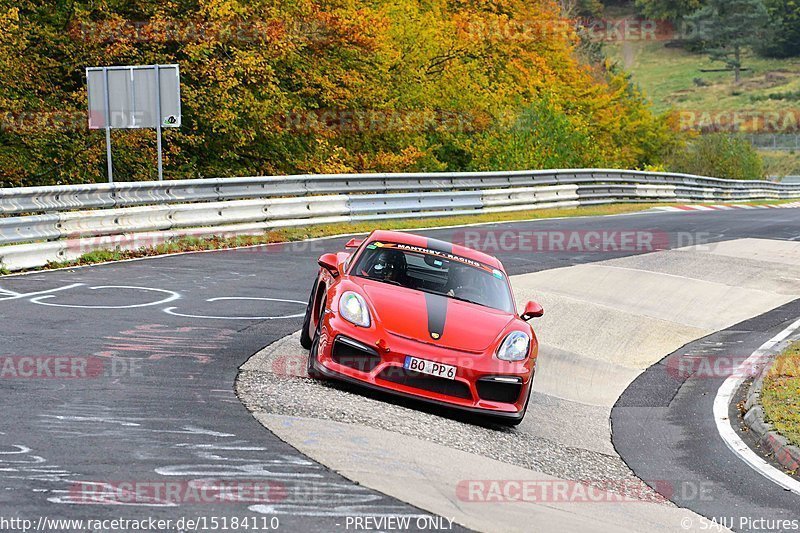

713,317,800,495
0,284,304,320
163,297,305,320
29,286,181,309
0,284,84,302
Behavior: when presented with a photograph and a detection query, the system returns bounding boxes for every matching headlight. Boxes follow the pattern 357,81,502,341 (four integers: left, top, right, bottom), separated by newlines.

339,291,371,327
497,331,530,362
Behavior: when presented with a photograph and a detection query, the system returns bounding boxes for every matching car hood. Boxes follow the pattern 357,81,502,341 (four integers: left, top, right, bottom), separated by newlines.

355,278,515,353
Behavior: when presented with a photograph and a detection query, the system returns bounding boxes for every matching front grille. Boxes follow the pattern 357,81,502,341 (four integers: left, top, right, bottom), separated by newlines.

476,377,522,403
377,367,472,400
331,337,382,373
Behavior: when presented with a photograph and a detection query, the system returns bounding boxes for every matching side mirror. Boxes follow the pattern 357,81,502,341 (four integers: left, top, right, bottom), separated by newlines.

345,238,364,249
521,301,544,321
318,253,340,277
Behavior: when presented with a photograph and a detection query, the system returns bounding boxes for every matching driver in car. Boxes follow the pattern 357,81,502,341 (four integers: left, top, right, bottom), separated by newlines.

446,264,479,298
366,249,408,284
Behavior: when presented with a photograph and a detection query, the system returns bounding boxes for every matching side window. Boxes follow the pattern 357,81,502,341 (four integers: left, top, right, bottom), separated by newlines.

345,239,369,274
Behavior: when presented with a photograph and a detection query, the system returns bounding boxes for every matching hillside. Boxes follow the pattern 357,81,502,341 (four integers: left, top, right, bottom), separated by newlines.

603,6,800,176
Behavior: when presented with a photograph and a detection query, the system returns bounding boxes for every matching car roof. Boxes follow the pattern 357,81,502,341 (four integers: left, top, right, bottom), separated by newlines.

366,230,504,270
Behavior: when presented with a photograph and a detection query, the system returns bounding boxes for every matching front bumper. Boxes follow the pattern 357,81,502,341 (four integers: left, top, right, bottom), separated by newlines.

314,315,534,419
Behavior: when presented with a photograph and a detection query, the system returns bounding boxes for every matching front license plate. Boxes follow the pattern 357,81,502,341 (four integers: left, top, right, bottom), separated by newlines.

404,356,457,380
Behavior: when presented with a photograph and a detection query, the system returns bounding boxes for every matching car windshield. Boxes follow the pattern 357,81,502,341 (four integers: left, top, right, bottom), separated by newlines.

350,242,514,313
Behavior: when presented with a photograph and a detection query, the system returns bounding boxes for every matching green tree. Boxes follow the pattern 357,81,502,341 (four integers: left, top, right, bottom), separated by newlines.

0,0,681,186
559,0,604,18
668,134,764,180
758,0,800,58
684,0,769,83
469,99,602,171
635,0,705,21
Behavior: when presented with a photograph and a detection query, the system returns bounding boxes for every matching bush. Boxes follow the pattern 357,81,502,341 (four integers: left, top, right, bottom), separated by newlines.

667,134,765,180
468,100,602,171
750,90,800,103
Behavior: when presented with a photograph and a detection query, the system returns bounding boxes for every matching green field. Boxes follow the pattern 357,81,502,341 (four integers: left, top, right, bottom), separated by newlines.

606,41,800,114
605,34,800,176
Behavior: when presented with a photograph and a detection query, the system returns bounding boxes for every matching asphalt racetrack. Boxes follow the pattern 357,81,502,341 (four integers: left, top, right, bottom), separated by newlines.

2,207,800,532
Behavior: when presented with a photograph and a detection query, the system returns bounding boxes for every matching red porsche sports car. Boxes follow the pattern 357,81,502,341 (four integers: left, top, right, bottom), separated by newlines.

300,230,543,425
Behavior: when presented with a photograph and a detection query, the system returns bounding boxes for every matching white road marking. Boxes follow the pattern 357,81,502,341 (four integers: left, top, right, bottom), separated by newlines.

154,464,323,477
713,317,800,496
0,445,31,455
0,283,304,321
163,297,305,320
28,285,181,309
250,504,428,518
40,415,141,427
0,284,84,302
178,426,236,437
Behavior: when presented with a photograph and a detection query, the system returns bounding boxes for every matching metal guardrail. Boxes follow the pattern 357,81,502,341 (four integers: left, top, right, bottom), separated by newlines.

1,169,797,216
1,169,799,271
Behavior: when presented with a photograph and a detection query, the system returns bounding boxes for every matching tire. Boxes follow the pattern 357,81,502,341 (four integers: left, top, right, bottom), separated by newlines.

299,278,319,350
306,291,326,380
306,334,324,380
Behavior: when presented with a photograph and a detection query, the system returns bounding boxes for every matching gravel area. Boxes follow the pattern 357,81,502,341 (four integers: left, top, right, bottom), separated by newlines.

236,332,644,489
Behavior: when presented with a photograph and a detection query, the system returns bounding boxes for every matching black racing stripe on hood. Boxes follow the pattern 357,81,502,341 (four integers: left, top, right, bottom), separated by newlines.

426,237,453,255
425,292,448,340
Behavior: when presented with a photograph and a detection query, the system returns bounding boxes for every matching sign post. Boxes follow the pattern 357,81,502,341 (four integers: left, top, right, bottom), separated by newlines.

101,67,113,183
154,65,164,182
86,64,181,183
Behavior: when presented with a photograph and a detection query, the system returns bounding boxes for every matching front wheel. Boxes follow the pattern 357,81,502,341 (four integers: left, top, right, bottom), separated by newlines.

306,333,324,380
299,278,319,349
306,291,326,380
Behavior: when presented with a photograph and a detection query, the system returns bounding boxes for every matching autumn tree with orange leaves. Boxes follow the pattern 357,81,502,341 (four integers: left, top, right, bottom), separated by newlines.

0,0,679,186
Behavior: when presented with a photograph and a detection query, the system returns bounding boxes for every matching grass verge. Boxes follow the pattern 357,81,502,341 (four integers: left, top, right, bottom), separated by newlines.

761,341,800,448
